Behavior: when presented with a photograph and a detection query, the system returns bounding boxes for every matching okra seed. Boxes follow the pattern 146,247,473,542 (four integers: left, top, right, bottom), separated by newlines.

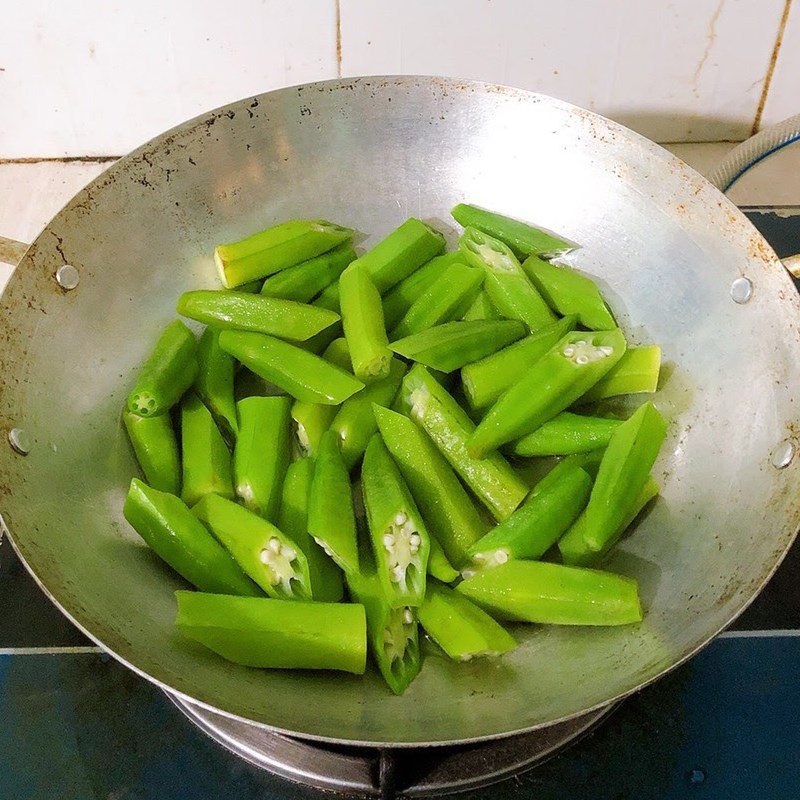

403,608,413,624
259,549,271,565
383,533,396,548
394,512,407,526
283,547,297,561
461,568,476,579
563,345,576,357
392,565,405,581
495,550,509,564
576,355,589,365
268,537,282,553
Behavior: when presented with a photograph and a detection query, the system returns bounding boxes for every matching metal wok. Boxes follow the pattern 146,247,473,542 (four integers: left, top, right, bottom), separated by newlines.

1,77,799,747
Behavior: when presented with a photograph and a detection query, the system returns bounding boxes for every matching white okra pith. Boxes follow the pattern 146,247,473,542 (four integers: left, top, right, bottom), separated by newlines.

382,511,423,591
259,536,304,596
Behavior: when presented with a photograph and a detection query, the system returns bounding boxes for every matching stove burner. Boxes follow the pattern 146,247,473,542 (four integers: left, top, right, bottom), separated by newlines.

170,693,615,796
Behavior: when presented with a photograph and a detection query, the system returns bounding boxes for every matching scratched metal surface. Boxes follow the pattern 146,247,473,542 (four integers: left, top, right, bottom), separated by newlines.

1,78,800,746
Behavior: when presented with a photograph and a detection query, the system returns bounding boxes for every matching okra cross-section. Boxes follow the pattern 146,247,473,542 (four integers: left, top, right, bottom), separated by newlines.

218,331,364,404
193,493,312,599
214,219,353,288
123,409,181,494
307,430,359,573
127,319,198,417
400,365,527,522
123,478,259,596
361,434,430,607
457,561,642,626
418,581,516,661
468,328,627,457
177,290,340,342
175,591,367,673
459,227,555,332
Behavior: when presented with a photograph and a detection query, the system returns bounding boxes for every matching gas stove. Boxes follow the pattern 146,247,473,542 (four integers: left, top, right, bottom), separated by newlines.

2,209,799,799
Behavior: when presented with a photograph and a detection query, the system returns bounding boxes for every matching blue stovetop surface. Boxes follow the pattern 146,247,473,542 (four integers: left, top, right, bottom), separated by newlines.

2,211,799,799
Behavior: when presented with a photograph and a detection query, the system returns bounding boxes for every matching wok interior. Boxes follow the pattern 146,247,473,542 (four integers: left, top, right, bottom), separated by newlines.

1,78,799,746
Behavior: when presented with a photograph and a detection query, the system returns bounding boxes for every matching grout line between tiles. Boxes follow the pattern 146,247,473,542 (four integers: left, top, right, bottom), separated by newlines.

752,0,793,134
0,156,120,165
335,0,342,78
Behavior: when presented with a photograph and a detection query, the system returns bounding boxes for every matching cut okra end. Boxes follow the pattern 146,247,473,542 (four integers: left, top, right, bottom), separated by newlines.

562,339,616,366
383,605,418,671
461,547,510,579
381,511,424,593
258,536,309,599
128,392,158,417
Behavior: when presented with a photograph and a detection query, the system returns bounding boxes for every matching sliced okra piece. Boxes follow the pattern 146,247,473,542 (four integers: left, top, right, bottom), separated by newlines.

339,263,393,382
195,328,238,439
457,560,642,625
582,402,667,553
361,434,430,607
461,315,578,410
124,478,259,596
175,591,366,673
193,493,311,599
373,405,486,565
521,255,615,330
307,430,359,573
580,345,662,402
419,580,516,661
350,218,445,293
180,393,235,506
382,252,466,329
331,358,406,470
459,227,555,331
451,203,573,258
559,476,659,567
177,290,340,342
214,219,353,288
390,262,483,339
300,285,344,353
346,564,420,694
127,319,198,417
463,462,591,574
123,409,181,494
218,331,364,404
468,328,627,457
462,290,500,321
400,365,528,522
278,457,343,601
510,412,623,457
390,319,525,373
233,396,291,521
426,537,460,583
259,243,355,302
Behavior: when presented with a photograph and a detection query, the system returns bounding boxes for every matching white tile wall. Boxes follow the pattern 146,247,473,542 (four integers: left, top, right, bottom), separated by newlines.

0,0,797,157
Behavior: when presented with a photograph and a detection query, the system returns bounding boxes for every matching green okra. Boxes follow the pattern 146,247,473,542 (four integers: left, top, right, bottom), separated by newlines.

339,263,392,382
299,285,343,355
419,581,516,661
580,345,662,402
195,328,238,439
362,434,430,607
218,331,364,404
382,252,467,329
390,262,483,339
180,393,234,506
236,279,264,294
427,536,460,583
373,405,486,565
463,462,591,572
193,493,311,599
307,430,359,573
127,320,198,417
457,560,642,625
468,328,627,457
313,282,340,311
123,409,181,494
399,365,527,522
521,256,615,330
346,562,420,694
291,338,353,457
582,402,667,553
462,290,499,321
124,478,259,596
233,396,291,521
459,227,555,332
331,358,406,470
176,290,339,342
511,412,623,457
559,476,659,567
451,203,572,259
175,591,366,673
259,243,355,302
350,218,445,293
214,219,353,288
461,315,578,410
278,457,343,601
390,320,525,373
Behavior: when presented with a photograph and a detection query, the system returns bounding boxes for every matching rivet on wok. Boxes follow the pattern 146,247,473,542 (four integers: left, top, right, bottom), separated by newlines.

56,265,80,290
770,440,794,469
8,428,31,455
730,277,752,304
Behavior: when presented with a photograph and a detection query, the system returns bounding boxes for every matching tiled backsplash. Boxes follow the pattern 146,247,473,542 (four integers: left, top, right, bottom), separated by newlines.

1,0,797,157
